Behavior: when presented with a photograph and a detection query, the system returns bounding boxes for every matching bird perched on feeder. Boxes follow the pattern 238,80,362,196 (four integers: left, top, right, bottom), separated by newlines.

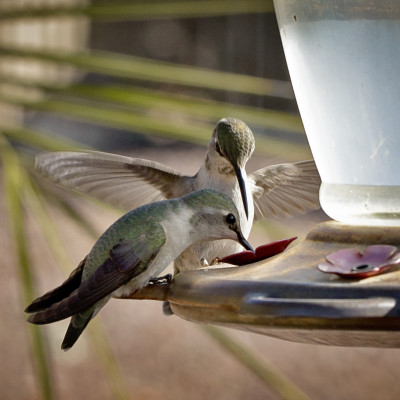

25,189,254,350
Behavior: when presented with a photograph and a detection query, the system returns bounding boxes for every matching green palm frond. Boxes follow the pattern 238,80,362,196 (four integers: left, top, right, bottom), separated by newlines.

0,45,292,98
0,134,55,400
0,0,274,21
0,74,303,133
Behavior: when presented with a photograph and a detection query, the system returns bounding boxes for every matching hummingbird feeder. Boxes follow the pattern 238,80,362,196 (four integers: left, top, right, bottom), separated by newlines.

123,0,400,348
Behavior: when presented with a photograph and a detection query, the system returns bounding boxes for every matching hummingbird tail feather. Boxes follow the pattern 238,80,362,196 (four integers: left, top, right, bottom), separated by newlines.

26,291,81,324
25,257,86,313
61,311,94,351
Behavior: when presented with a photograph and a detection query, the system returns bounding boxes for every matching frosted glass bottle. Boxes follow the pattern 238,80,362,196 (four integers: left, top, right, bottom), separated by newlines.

273,1,400,226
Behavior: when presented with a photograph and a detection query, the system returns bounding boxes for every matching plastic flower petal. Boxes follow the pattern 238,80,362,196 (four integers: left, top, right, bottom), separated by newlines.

221,237,297,266
318,245,400,278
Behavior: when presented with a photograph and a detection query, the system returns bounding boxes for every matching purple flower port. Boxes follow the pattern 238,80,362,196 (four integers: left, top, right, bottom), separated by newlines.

318,245,400,279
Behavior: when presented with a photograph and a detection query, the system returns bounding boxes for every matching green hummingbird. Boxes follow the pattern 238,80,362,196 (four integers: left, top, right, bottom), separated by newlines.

25,189,253,350
35,118,320,272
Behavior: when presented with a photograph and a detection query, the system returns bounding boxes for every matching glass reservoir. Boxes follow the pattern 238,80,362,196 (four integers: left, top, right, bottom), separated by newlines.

273,1,400,225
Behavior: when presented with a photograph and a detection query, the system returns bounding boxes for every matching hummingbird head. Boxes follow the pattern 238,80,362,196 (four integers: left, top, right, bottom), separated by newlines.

184,189,254,252
209,118,255,218
212,118,255,169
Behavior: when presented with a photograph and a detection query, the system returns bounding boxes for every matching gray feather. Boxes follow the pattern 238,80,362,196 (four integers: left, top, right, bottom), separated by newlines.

250,160,321,219
35,151,194,210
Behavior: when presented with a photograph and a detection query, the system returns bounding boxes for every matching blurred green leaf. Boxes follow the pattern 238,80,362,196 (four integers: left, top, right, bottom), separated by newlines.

0,0,274,21
0,45,293,98
0,93,311,159
0,125,84,152
0,75,304,134
0,134,55,400
203,325,311,400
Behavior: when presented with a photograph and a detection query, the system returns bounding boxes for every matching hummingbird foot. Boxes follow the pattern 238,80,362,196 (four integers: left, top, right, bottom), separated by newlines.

149,273,172,285
200,258,209,267
210,257,221,266
200,257,221,266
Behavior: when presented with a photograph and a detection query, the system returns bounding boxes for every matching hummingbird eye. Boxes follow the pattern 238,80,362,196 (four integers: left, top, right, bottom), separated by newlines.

215,141,223,156
225,213,236,225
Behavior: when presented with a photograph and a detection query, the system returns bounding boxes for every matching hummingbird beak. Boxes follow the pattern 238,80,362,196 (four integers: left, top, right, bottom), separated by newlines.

234,165,249,219
235,230,255,253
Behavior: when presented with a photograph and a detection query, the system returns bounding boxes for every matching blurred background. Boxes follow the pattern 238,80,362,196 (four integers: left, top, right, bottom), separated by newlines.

0,1,399,399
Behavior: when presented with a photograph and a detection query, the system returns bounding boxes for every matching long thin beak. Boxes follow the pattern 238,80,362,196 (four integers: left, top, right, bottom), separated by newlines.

234,165,249,219
236,230,255,253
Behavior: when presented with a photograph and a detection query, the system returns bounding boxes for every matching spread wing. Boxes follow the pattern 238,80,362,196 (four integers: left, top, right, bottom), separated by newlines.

28,226,166,324
35,151,194,210
250,160,321,220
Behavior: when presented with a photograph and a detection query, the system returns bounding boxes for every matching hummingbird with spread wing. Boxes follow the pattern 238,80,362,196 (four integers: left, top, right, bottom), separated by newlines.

26,189,253,350
36,118,320,272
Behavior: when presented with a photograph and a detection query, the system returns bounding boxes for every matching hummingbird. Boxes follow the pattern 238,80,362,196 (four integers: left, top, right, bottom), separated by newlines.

35,117,320,272
25,189,254,350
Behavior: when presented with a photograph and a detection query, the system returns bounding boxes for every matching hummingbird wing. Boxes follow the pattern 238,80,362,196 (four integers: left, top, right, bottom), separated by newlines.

250,160,321,220
35,151,194,210
27,228,166,325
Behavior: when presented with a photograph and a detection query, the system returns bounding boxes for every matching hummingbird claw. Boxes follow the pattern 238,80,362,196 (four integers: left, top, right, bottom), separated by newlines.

210,257,221,266
149,273,172,285
200,258,209,267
